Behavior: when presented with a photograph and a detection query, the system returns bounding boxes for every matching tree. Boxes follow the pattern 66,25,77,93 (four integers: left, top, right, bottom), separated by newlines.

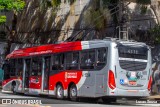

0,0,25,24
83,0,111,39
0,0,25,55
150,25,160,44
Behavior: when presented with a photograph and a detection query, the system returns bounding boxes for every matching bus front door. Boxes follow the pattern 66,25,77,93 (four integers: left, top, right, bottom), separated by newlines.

41,56,51,94
23,59,31,93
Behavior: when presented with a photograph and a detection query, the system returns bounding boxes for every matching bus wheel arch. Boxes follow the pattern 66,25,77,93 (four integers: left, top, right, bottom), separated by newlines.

68,82,78,101
55,82,64,99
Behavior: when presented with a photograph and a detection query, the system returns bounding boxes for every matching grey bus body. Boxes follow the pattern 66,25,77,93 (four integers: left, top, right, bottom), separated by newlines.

78,39,151,98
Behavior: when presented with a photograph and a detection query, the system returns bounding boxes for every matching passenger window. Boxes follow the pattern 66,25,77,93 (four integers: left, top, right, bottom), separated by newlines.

10,59,16,76
66,52,79,70
17,58,23,77
96,48,107,69
32,57,42,76
52,54,64,70
80,50,95,70
2,60,10,79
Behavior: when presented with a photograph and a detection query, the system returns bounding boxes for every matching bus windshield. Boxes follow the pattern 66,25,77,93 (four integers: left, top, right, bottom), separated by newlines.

118,44,148,71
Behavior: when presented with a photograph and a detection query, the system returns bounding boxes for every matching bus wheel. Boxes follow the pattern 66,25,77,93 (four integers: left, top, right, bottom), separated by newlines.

56,84,64,99
102,98,116,104
12,84,17,94
69,84,78,101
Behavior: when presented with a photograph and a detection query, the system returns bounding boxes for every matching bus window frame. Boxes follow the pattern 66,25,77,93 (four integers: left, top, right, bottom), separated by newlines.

65,51,80,70
9,59,17,77
31,56,43,76
80,49,96,70
16,58,23,77
95,47,108,70
52,53,65,71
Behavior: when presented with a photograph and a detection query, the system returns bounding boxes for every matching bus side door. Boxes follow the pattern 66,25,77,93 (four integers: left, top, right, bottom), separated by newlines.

41,56,51,93
23,58,31,92
29,57,42,94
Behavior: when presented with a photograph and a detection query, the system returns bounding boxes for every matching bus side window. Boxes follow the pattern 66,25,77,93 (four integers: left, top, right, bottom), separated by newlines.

32,57,42,76
2,61,10,80
80,50,95,70
52,54,64,71
17,58,23,77
10,59,16,76
66,52,79,70
96,48,107,69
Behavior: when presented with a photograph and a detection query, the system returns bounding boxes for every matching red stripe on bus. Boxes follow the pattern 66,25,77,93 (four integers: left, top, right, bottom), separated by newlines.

6,41,82,59
49,70,82,90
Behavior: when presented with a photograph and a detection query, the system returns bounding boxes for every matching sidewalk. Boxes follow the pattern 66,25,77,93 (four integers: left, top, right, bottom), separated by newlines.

148,95,160,99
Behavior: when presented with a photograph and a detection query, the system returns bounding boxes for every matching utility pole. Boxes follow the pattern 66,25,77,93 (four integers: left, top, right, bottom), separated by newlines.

118,0,129,40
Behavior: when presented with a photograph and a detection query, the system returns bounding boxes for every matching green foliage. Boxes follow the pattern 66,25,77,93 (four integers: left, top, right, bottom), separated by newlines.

150,25,160,44
51,0,61,7
140,5,147,14
0,0,25,11
136,0,151,5
0,0,25,24
84,2,110,30
0,15,6,24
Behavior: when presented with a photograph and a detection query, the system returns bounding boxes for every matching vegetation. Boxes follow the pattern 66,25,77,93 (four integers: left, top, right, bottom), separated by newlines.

0,15,6,24
0,0,25,24
51,0,61,7
140,5,148,14
84,0,110,32
0,0,25,55
150,25,160,44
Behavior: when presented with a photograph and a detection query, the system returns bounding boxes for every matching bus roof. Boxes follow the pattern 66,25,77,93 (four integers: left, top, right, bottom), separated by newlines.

6,39,147,59
6,41,82,59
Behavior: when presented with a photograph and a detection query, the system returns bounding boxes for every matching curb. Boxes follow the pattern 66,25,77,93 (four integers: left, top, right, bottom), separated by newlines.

148,95,160,100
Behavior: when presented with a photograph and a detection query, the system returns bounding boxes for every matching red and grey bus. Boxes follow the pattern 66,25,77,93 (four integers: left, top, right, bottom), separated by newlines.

2,39,152,102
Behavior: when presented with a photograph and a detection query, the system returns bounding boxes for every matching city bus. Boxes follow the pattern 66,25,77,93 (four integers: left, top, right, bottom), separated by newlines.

2,38,152,102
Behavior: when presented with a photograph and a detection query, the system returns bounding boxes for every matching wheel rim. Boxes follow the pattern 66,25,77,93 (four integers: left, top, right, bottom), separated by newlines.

57,86,63,98
13,86,16,92
12,85,16,93
70,86,77,98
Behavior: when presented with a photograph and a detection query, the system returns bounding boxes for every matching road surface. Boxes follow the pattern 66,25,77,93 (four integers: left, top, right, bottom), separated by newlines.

0,92,159,107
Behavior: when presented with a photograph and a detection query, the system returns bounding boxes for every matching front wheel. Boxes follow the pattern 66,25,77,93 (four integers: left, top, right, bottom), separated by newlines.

69,84,78,101
56,84,64,99
12,85,17,94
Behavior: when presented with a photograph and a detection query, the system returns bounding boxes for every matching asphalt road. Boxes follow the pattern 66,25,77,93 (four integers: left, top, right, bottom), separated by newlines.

0,92,159,107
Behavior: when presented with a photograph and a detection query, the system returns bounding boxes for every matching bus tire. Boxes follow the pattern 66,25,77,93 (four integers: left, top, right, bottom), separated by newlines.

56,84,64,99
69,84,78,101
12,83,17,94
102,98,116,104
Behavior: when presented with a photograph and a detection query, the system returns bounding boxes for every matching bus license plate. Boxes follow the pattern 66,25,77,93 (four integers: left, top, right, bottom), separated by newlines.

129,81,136,85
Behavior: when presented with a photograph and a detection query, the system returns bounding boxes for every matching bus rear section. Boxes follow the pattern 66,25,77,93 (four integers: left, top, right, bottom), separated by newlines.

108,42,152,98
